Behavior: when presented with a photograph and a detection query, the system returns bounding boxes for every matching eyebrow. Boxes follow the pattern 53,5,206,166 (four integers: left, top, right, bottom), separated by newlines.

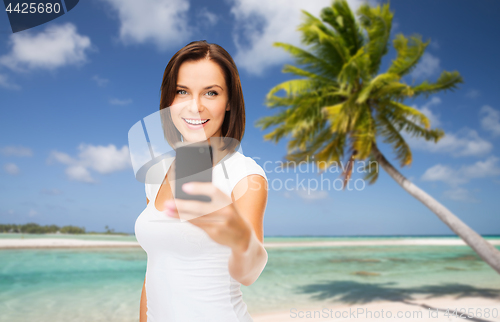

176,84,224,91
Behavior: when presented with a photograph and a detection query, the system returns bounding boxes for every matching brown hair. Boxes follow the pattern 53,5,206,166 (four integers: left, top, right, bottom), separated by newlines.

159,40,245,151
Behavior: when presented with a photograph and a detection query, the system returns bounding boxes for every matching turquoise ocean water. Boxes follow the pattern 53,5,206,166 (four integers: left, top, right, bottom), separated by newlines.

0,234,499,321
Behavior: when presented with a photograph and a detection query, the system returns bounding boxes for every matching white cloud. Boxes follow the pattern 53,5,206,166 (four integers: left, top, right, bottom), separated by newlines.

99,0,191,51
442,187,479,203
197,9,218,27
429,39,440,50
421,156,500,187
109,98,132,106
480,105,500,137
411,96,441,127
66,165,95,183
4,163,20,175
228,0,374,76
47,143,132,183
0,145,33,157
92,75,109,87
0,23,93,72
465,89,480,98
421,164,466,186
0,73,21,90
408,128,492,157
410,52,440,79
404,99,492,157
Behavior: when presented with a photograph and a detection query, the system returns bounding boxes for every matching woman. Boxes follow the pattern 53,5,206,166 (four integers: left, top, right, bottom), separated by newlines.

135,40,269,322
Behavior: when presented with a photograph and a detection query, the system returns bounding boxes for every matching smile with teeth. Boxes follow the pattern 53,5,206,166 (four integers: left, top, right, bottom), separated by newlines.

183,118,209,125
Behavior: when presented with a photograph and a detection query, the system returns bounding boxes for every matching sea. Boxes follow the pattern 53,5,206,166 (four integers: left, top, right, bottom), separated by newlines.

0,234,499,322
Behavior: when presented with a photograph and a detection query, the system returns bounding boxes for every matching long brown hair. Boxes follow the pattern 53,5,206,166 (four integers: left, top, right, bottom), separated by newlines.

159,40,245,151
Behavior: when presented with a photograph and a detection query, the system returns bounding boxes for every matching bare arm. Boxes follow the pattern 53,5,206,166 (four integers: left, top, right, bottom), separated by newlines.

140,198,149,322
228,175,268,286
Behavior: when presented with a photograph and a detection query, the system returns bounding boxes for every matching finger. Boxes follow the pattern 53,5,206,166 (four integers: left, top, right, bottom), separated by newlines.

182,182,218,196
163,201,180,218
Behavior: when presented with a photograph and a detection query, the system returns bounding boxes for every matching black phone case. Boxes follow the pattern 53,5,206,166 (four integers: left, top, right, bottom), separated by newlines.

175,142,213,202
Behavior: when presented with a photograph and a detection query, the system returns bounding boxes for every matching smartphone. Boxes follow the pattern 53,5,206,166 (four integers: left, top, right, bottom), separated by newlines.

175,141,213,202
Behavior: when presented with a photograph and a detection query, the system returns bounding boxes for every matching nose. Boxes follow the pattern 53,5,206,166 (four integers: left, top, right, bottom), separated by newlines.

186,97,204,115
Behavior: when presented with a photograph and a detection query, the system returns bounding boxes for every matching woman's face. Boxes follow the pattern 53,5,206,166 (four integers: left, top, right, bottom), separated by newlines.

170,59,230,144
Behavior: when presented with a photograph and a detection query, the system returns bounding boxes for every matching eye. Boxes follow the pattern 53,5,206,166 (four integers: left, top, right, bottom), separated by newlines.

206,91,218,97
176,89,187,95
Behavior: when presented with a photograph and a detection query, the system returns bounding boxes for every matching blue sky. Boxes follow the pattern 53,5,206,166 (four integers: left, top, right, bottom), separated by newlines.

0,0,499,236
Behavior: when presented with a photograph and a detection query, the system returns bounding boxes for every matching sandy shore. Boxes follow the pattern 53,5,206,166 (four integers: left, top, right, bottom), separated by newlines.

0,237,499,249
0,238,141,249
264,238,500,248
252,295,500,321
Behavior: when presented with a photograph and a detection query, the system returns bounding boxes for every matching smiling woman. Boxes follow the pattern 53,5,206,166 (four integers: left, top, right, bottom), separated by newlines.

159,41,245,152
169,60,231,141
134,40,269,322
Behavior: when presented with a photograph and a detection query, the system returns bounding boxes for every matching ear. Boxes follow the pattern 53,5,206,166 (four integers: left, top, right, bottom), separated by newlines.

225,103,230,112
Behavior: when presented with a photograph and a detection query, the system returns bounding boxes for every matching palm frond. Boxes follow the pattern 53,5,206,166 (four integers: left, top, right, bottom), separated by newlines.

384,100,432,129
372,81,414,102
273,42,342,79
266,78,323,100
378,104,445,142
351,104,375,160
319,0,365,56
298,9,350,66
337,47,371,89
357,2,393,76
411,70,464,99
313,131,346,165
281,64,335,84
356,72,400,104
359,152,380,184
376,113,413,167
387,33,429,77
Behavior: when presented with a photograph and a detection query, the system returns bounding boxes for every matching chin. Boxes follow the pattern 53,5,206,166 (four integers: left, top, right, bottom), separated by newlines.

181,131,212,143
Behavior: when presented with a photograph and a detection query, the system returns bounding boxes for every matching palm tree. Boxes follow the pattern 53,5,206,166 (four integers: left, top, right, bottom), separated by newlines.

256,0,500,273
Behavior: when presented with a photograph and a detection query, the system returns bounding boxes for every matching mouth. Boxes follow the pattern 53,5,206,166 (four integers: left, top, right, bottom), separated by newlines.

182,117,210,129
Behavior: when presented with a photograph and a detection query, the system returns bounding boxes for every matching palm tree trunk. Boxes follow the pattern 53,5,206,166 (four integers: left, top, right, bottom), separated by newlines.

371,143,500,274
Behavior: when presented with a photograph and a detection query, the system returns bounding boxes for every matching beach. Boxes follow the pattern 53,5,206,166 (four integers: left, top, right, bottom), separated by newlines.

2,236,499,249
1,236,499,322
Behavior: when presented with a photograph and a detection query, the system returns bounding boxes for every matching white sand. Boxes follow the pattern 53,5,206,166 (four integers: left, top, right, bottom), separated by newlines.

0,237,499,249
264,238,500,248
252,295,500,321
0,238,141,249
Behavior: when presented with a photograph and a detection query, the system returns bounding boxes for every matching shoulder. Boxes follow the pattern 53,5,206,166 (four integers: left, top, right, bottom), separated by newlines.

224,151,268,192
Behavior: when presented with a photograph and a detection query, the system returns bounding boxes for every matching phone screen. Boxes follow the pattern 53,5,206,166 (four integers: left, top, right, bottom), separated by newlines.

175,142,213,202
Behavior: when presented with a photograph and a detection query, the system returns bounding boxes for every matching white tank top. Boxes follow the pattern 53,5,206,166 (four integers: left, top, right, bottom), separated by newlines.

135,150,267,322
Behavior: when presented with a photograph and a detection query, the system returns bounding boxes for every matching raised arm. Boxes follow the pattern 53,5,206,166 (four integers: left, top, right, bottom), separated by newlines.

228,174,268,286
